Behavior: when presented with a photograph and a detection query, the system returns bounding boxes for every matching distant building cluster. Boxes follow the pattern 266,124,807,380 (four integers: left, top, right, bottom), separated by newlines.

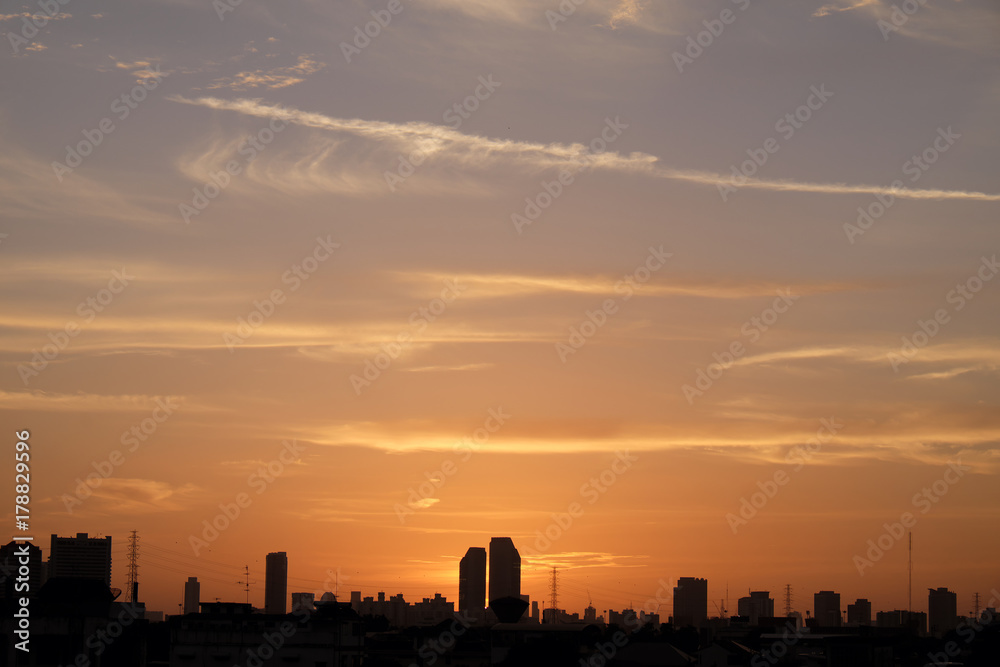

2,533,997,666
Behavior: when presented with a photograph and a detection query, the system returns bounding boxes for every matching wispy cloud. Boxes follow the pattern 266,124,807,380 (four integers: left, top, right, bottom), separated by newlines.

0,390,185,413
59,478,201,515
607,0,645,28
812,0,999,54
401,363,495,373
813,0,878,18
0,11,71,22
408,272,870,300
206,54,325,91
168,96,1000,202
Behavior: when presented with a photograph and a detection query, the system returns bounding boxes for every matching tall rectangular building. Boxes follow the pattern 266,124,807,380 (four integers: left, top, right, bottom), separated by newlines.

48,533,112,585
673,577,708,627
265,552,288,614
814,591,841,627
737,591,774,624
847,598,872,626
928,588,957,637
459,547,487,611
184,577,200,614
488,537,520,603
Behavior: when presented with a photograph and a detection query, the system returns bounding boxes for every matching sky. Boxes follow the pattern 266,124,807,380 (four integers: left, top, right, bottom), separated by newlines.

1,0,999,620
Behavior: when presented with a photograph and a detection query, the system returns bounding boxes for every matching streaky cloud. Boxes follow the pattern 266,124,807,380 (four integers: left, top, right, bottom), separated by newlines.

168,96,1000,202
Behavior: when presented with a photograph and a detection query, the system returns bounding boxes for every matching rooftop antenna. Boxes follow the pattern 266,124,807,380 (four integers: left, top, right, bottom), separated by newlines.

237,565,255,605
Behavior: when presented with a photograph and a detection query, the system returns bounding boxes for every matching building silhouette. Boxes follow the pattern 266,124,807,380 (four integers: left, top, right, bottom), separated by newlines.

847,598,872,626
292,592,315,612
737,591,774,624
672,577,708,627
928,587,958,637
183,577,200,615
170,600,363,665
876,609,927,635
459,546,487,611
488,537,520,603
48,533,112,585
813,591,841,627
265,552,288,614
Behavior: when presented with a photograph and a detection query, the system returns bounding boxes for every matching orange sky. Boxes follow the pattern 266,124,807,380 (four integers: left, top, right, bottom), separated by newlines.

2,0,999,621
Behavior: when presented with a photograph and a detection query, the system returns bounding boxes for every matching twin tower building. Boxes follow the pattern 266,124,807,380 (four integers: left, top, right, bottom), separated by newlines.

458,537,520,612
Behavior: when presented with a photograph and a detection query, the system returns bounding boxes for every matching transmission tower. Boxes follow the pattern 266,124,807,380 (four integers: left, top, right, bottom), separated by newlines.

974,592,982,620
784,584,793,616
125,530,139,603
549,567,559,611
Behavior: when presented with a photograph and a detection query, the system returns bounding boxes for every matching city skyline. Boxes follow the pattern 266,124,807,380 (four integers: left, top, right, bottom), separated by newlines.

3,0,999,652
9,531,994,623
